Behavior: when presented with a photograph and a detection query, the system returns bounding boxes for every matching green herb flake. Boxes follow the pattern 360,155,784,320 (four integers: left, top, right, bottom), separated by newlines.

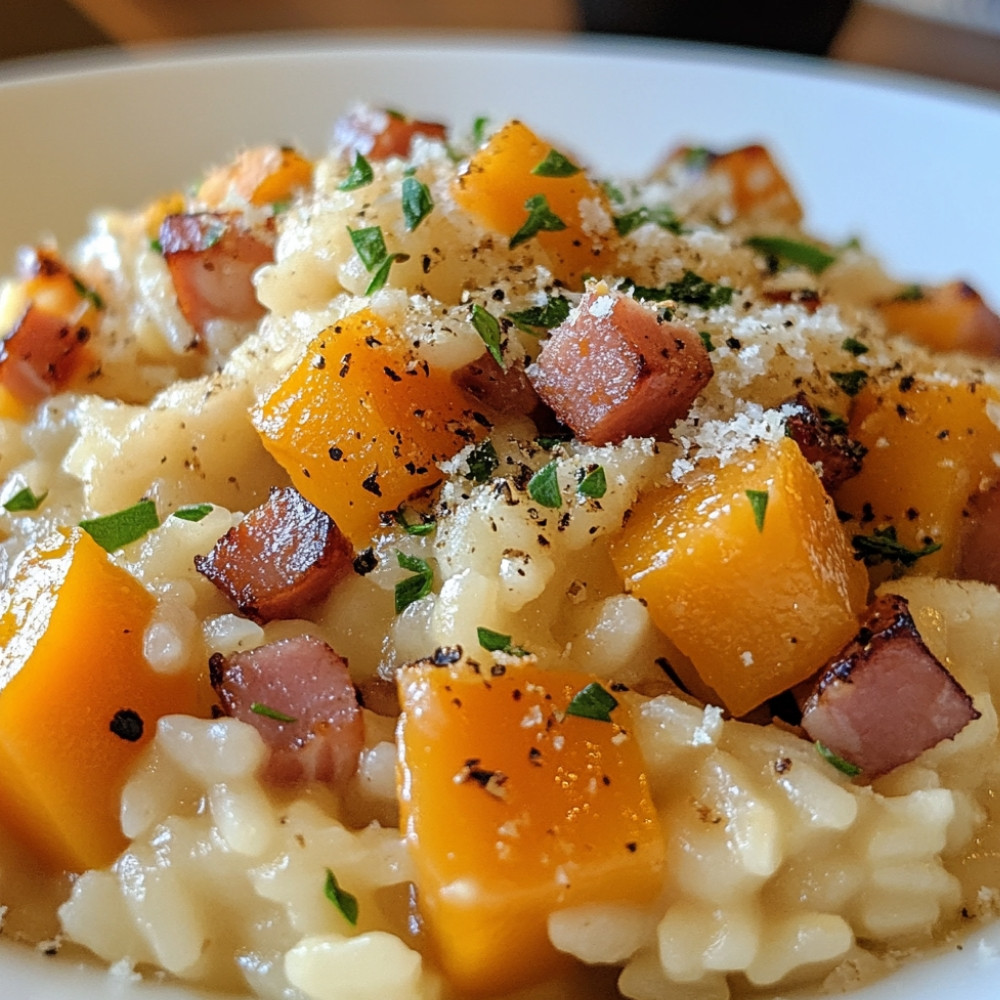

698,330,716,353
600,180,626,206
509,194,567,249
535,431,573,450
683,146,713,170
816,741,862,777
149,238,163,254
577,465,607,499
270,200,291,215
507,294,571,333
613,204,683,237
338,152,374,191
477,626,528,657
897,283,925,301
3,486,47,513
817,407,848,434
621,270,733,309
71,276,105,310
401,174,434,231
472,115,490,145
470,304,504,368
830,369,869,397
393,506,436,536
528,461,562,509
172,503,213,523
365,252,409,295
394,551,434,614
79,499,159,552
745,235,837,275
250,702,297,723
531,149,581,178
851,525,942,568
841,337,869,357
347,225,388,271
565,682,618,723
466,439,499,484
324,868,359,926
745,489,769,532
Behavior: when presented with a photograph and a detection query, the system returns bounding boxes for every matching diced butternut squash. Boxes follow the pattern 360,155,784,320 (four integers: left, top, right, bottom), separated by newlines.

197,145,313,208
452,120,616,287
0,529,204,871
708,144,802,224
611,436,867,716
878,281,1000,357
836,377,1000,577
397,660,663,994
254,308,487,547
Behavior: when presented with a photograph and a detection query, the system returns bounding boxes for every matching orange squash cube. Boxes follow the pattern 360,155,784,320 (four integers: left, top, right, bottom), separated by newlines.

197,144,313,208
878,281,1000,358
396,661,664,994
0,529,204,871
611,437,867,716
836,377,1000,577
452,120,616,286
254,308,486,547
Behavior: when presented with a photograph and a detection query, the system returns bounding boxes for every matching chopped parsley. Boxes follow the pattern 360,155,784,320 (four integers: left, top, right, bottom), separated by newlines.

365,252,409,294
817,407,848,434
528,461,562,509
531,149,581,178
841,337,869,357
816,741,862,777
338,152,374,191
79,499,159,552
401,174,434,231
324,868,359,926
745,489,769,532
472,115,489,145
897,283,925,301
466,439,499,483
347,225,388,270
72,276,105,310
149,238,163,254
3,486,47,512
470,304,504,368
620,270,733,309
577,465,607,499
392,506,436,536
477,626,528,657
250,702,297,723
172,503,213,523
613,204,683,237
506,294,571,333
698,331,716,353
851,525,942,568
745,235,837,275
535,430,573,450
509,193,567,249
600,180,626,206
830,369,869,397
565,682,618,723
395,552,434,613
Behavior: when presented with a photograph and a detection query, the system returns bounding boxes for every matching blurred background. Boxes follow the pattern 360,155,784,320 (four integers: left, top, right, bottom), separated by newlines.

2,0,999,94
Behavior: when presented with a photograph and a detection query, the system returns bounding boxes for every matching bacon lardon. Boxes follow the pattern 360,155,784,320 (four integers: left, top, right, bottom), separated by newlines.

209,635,363,787
801,593,979,778
526,289,713,445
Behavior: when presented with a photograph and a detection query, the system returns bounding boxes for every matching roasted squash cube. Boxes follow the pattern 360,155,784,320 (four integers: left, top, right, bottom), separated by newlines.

452,120,616,287
254,308,486,547
611,437,868,716
396,661,664,994
0,529,204,871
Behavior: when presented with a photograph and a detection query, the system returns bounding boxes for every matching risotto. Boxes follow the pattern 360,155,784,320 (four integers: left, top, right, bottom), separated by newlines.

0,106,999,1000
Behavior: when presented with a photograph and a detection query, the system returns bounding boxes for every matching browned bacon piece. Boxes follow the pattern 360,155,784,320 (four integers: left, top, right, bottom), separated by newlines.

159,212,274,341
526,289,713,445
958,482,1000,587
0,304,93,406
783,392,866,491
452,351,542,419
332,107,447,161
801,593,979,778
209,635,363,787
195,486,353,624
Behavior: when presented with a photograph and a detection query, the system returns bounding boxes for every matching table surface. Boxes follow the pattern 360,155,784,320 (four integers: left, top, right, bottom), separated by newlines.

2,0,999,95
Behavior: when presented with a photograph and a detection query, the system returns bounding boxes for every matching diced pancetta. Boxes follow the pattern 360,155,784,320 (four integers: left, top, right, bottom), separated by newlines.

526,289,713,444
209,635,363,787
195,486,353,623
159,212,274,341
332,107,447,161
801,593,979,777
783,392,866,491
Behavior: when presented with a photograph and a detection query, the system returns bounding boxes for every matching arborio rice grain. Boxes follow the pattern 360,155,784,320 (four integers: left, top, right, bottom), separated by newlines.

0,107,998,1000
